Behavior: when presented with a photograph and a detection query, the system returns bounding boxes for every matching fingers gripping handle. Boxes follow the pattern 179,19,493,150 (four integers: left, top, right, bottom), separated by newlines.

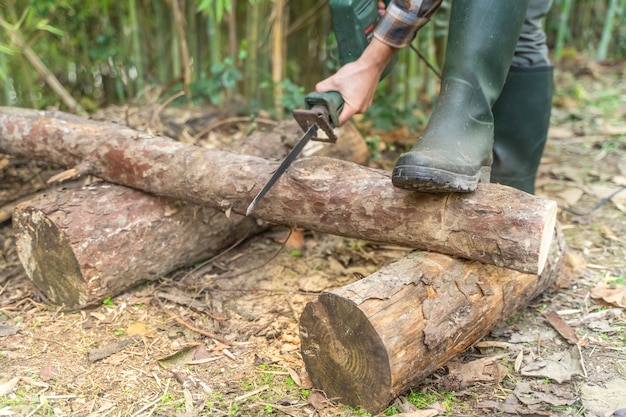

304,91,344,129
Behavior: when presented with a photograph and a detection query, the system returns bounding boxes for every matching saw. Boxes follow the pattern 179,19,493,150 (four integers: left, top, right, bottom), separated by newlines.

246,0,395,216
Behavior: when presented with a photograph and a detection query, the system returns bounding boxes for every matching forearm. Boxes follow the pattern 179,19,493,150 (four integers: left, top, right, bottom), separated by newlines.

359,37,398,76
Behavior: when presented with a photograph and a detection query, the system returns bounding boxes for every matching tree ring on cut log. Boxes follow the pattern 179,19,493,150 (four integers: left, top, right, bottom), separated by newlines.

14,208,87,305
300,293,391,411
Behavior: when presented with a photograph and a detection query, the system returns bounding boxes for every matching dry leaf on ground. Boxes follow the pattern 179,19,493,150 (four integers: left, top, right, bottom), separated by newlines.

543,311,581,345
439,356,508,390
521,347,585,383
590,284,626,308
513,381,576,407
580,378,626,417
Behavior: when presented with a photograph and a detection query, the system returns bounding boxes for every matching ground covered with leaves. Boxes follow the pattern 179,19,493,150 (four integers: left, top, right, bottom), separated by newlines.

1,63,625,417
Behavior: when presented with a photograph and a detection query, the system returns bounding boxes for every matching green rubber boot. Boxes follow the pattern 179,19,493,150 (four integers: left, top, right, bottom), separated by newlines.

392,0,529,193
490,66,554,194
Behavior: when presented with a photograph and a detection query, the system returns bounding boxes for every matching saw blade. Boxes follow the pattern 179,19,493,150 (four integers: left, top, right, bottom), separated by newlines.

246,123,319,216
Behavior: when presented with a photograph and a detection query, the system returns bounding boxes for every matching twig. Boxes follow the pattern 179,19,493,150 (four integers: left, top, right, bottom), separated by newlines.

154,295,230,345
207,287,319,296
131,379,169,417
234,384,269,402
577,343,588,378
179,232,251,283
193,116,278,140
210,228,292,280
149,90,185,127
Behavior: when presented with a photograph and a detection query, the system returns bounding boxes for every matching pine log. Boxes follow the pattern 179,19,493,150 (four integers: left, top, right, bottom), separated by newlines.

299,226,566,413
0,107,557,275
7,118,368,307
11,183,262,307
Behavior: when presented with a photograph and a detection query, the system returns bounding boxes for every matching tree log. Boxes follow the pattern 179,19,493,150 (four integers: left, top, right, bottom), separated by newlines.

7,117,368,307
299,226,566,414
12,183,262,307
0,107,556,275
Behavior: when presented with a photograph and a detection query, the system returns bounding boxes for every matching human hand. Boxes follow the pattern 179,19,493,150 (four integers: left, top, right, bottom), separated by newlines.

315,62,380,126
315,38,396,126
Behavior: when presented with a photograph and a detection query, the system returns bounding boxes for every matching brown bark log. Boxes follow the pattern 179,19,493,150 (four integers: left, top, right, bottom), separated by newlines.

0,107,556,275
299,226,566,413
12,183,261,307
7,117,368,307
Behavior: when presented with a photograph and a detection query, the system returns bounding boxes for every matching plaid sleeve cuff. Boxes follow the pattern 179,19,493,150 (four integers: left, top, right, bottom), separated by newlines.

374,0,442,48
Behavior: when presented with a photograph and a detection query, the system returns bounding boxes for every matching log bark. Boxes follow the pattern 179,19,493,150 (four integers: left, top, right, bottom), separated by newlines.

12,183,262,307
0,107,556,275
7,117,368,307
299,226,566,413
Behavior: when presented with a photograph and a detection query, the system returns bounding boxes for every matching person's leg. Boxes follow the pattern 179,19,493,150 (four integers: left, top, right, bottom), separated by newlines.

490,0,554,194
392,0,529,193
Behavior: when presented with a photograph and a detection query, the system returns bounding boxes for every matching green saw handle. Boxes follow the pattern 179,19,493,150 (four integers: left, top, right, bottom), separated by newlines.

303,91,344,128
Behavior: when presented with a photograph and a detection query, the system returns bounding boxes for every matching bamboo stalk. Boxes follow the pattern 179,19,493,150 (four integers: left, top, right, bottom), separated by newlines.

169,0,192,97
153,0,170,85
128,0,146,95
206,4,221,69
0,16,85,114
271,0,287,119
553,0,572,61
0,49,11,105
597,0,619,60
228,0,238,59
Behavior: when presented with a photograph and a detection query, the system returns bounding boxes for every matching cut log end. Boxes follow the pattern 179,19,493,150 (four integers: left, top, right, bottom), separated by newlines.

13,207,88,306
300,294,391,411
300,224,566,413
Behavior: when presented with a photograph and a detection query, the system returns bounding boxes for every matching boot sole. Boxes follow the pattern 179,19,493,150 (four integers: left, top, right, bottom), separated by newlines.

392,165,491,193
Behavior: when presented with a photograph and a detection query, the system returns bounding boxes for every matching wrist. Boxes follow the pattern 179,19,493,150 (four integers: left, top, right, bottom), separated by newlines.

359,38,397,73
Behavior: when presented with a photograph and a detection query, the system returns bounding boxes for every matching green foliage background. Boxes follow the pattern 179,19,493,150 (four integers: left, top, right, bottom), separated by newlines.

0,0,624,118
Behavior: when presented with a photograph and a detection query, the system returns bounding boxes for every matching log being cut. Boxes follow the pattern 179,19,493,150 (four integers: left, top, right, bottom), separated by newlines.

299,226,566,414
0,107,556,274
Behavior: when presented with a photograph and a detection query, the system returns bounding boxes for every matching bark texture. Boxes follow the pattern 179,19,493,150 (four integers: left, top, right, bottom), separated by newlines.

0,107,556,274
12,183,261,307
299,226,566,413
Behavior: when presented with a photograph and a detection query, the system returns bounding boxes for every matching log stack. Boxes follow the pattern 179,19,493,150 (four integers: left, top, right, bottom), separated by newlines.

0,107,563,413
2,107,370,306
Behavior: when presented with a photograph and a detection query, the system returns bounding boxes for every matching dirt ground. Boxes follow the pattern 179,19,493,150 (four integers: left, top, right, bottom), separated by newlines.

1,63,625,417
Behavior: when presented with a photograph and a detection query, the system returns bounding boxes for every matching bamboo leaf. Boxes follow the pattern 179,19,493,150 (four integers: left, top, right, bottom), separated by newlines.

35,20,66,37
0,45,17,56
198,0,231,22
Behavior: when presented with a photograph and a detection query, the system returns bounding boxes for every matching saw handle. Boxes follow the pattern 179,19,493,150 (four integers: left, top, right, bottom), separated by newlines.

303,91,344,129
